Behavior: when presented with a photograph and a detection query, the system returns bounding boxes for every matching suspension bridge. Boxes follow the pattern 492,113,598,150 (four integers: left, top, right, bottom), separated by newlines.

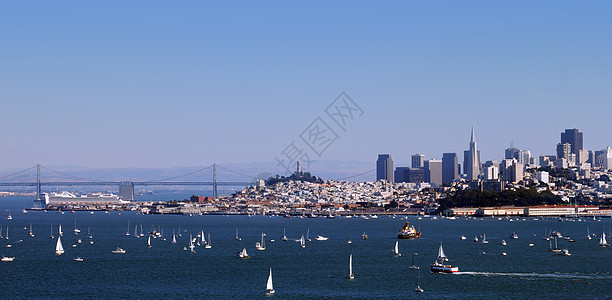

0,164,258,199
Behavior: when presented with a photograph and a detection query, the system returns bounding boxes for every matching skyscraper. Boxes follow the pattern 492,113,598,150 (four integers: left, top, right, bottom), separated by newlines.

424,159,442,186
464,127,481,181
556,143,571,160
560,128,583,155
442,153,458,184
411,154,425,168
376,154,394,183
505,143,520,160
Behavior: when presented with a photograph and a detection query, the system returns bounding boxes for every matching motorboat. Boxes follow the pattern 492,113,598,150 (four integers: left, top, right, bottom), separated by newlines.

112,247,126,254
315,235,328,241
430,242,458,273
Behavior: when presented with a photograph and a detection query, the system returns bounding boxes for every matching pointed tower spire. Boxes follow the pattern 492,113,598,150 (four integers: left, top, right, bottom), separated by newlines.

470,126,475,144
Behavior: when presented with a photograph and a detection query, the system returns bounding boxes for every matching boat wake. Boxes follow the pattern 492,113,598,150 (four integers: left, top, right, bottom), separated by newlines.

454,272,612,280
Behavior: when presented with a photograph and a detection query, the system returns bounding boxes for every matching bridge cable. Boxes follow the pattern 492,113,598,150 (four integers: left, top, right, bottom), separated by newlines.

40,166,104,182
334,169,376,181
215,164,258,179
0,166,37,180
150,165,214,182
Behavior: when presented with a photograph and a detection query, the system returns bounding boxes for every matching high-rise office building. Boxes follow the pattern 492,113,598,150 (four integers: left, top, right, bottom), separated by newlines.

556,143,571,161
501,159,523,183
376,154,394,183
119,181,135,201
505,143,520,160
411,154,425,168
464,127,481,181
442,153,458,184
424,159,442,186
605,147,612,170
394,167,409,183
561,128,583,155
395,167,424,183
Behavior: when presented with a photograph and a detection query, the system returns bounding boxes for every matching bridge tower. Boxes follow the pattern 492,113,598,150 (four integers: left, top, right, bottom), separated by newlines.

36,164,41,201
213,163,217,198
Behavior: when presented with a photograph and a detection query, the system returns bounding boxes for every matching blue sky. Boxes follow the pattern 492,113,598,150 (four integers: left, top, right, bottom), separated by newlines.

1,1,611,171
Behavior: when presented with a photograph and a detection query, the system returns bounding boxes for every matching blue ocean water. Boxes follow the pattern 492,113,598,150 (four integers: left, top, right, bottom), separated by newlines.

0,197,610,299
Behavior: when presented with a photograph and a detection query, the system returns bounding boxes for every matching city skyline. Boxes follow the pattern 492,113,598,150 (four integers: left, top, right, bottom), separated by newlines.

1,2,611,171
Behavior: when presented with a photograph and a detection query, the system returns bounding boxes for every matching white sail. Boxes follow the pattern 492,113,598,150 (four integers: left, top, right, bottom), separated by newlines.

267,267,274,292
394,241,399,255
125,220,131,236
300,235,306,248
349,254,354,279
147,235,151,247
59,224,63,236
437,242,446,261
201,231,205,243
172,234,177,244
55,236,65,255
601,232,609,246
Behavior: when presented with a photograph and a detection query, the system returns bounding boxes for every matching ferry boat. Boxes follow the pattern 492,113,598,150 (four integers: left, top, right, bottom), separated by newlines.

430,242,458,273
397,222,421,239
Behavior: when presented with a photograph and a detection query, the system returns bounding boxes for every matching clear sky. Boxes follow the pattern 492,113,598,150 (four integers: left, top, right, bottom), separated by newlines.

1,1,611,171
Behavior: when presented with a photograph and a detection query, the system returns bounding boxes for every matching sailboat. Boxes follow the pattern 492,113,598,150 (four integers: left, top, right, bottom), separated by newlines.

189,234,196,253
59,224,63,236
281,228,288,241
29,223,34,238
0,225,2,239
600,231,610,247
205,233,212,249
201,231,206,245
135,225,139,238
415,270,424,293
5,226,8,240
172,232,177,244
586,226,592,240
349,254,354,280
50,224,54,239
235,229,242,241
256,232,266,250
73,219,80,235
236,247,250,258
410,252,420,270
55,236,65,255
392,241,401,256
300,235,306,248
87,227,93,239
266,267,275,294
139,225,144,237
306,228,311,241
147,235,151,248
430,242,458,273
347,235,352,244
125,220,131,236
549,236,561,253
481,233,489,244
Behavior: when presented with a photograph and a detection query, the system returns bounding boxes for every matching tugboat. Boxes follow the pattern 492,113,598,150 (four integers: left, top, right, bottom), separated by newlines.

430,242,459,273
397,222,421,239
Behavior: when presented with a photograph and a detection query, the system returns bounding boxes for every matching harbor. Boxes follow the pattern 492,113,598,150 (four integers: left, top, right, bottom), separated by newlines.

1,196,611,298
